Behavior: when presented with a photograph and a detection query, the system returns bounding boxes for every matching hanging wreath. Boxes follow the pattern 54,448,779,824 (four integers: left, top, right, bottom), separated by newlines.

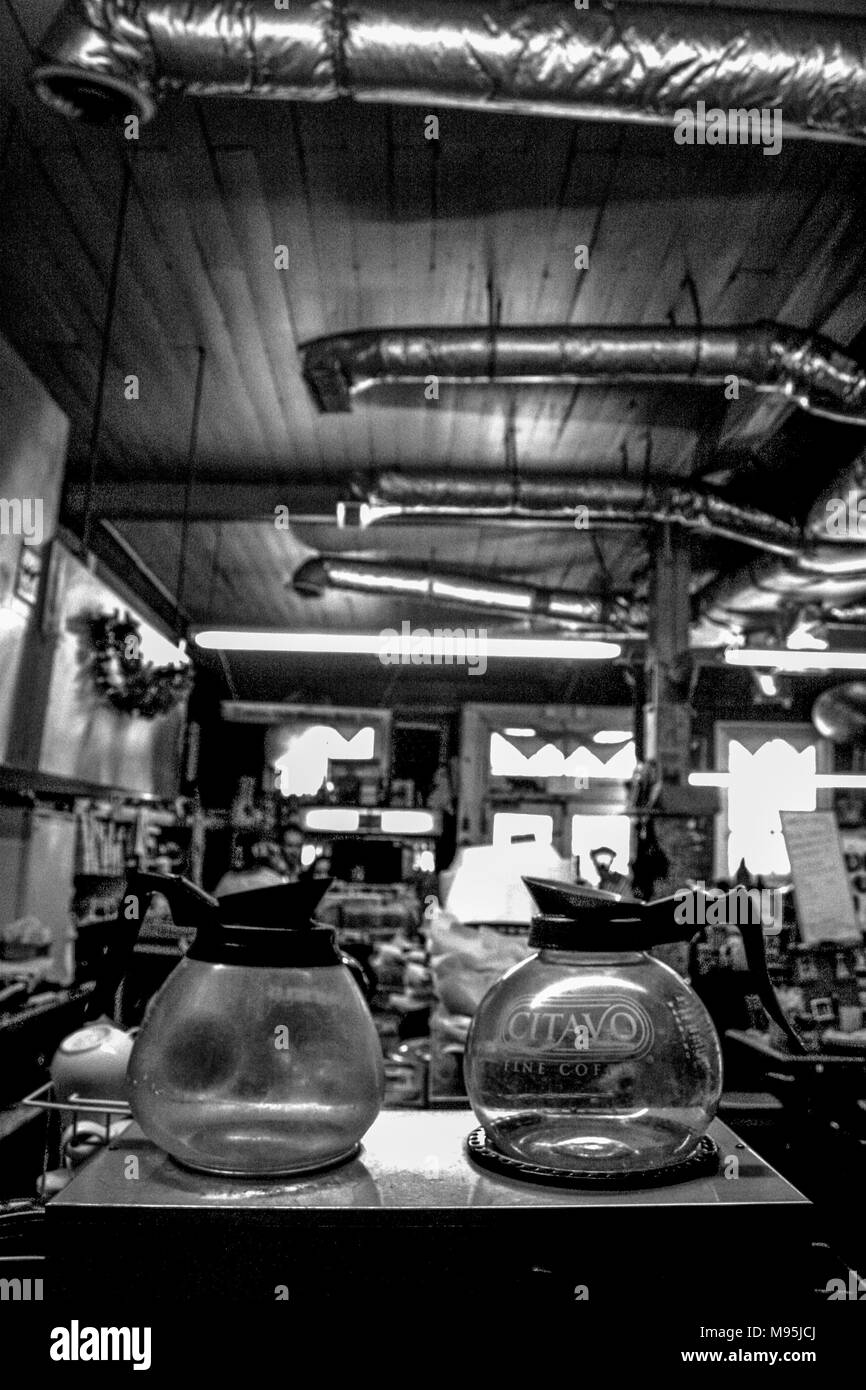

86,611,193,718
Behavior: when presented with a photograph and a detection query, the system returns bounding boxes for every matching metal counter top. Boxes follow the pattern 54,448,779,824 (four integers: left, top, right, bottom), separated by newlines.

50,1110,808,1215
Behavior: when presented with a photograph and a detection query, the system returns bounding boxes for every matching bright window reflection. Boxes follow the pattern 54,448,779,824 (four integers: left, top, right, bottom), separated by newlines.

726,737,817,877
489,732,636,781
273,725,376,797
492,813,554,848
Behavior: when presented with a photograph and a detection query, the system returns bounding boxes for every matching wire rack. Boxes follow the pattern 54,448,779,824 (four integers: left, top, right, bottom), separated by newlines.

23,1080,131,1124
22,1082,132,1194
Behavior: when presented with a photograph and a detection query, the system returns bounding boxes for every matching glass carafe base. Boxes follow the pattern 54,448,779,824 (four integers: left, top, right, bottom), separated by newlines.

466,1126,719,1189
169,1134,362,1178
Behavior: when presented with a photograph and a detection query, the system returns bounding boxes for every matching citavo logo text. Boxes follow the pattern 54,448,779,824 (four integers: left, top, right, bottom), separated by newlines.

501,994,654,1061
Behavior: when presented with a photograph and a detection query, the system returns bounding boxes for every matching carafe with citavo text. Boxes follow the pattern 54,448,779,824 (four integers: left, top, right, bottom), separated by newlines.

464,877,798,1183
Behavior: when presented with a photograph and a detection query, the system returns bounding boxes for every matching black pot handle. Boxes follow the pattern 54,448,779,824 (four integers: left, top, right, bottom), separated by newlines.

738,920,807,1054
523,878,807,1054
86,870,220,1020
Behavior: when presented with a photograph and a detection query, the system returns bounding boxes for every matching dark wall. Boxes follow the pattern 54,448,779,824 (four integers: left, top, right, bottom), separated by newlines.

192,647,638,710
188,671,266,809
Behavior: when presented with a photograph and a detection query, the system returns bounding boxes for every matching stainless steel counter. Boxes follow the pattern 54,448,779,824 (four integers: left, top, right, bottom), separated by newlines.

51,1110,807,1212
45,1110,816,1304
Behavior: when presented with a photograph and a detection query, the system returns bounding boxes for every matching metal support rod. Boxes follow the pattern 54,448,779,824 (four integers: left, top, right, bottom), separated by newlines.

0,103,17,203
644,525,693,787
83,157,131,555
175,346,206,630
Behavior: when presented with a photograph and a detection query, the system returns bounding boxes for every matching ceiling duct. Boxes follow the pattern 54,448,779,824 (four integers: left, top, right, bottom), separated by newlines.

352,472,801,558
806,449,866,545
301,324,866,424
32,2,866,141
292,556,645,635
698,551,866,637
698,447,866,631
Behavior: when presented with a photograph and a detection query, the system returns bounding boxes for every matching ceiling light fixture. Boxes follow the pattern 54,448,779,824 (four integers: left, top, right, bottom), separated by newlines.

195,631,621,661
592,729,632,745
503,727,537,738
725,648,866,672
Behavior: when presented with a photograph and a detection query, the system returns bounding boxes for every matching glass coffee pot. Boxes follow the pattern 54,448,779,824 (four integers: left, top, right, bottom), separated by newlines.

464,877,798,1183
99,871,384,1177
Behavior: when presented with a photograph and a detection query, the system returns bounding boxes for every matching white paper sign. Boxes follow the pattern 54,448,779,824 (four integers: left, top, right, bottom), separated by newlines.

780,811,860,944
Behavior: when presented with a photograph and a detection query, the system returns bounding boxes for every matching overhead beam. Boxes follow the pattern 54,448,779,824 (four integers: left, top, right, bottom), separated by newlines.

63,480,343,523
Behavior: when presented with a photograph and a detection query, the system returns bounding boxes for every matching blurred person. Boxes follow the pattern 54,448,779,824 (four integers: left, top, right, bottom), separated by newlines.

214,835,289,897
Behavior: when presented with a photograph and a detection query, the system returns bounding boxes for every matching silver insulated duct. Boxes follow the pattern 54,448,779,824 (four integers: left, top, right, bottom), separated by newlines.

699,448,866,630
300,324,866,425
292,556,644,634
351,472,802,559
345,472,866,637
32,2,866,142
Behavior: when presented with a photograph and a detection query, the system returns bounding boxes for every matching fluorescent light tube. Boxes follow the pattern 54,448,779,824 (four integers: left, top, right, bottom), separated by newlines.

725,648,866,672
483,638,619,659
593,729,632,745
194,631,621,660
